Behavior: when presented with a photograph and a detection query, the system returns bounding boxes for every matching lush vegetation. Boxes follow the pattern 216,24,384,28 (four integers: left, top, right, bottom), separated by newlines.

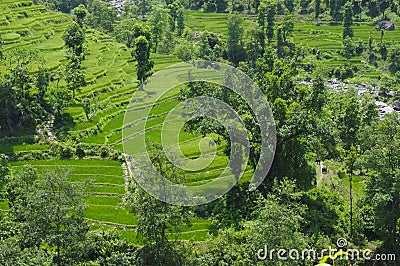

0,0,399,265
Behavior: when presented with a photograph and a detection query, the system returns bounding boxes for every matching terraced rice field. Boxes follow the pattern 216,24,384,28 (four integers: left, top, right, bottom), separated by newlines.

0,0,213,243
184,10,400,77
0,159,212,244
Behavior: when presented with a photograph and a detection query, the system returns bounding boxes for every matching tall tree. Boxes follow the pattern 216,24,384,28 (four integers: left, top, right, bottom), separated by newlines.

353,0,362,19
226,15,245,65
114,18,138,48
176,8,185,36
276,26,284,58
359,113,400,257
86,0,118,32
389,46,400,73
260,0,276,44
343,1,354,39
65,55,86,98
63,22,85,56
148,8,169,52
330,0,341,20
35,66,50,102
367,0,380,18
73,4,87,27
132,36,154,84
137,0,154,18
284,0,295,12
315,0,321,19
125,142,190,265
379,0,392,19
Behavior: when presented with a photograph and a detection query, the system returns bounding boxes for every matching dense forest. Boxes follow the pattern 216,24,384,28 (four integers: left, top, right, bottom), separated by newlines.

0,0,399,265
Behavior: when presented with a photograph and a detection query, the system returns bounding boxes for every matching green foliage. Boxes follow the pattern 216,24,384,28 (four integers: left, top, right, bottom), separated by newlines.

315,0,321,19
389,46,400,74
359,113,400,256
148,7,169,52
0,154,9,195
259,0,276,44
343,1,354,39
74,4,87,27
40,0,87,13
6,166,88,265
367,0,380,18
65,54,86,98
0,237,53,265
176,8,185,36
86,0,118,33
82,230,138,264
132,35,154,83
125,141,190,264
114,18,137,48
226,15,245,65
63,22,85,56
137,0,154,18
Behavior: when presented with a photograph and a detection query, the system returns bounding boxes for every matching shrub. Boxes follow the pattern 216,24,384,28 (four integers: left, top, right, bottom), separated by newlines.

100,146,109,158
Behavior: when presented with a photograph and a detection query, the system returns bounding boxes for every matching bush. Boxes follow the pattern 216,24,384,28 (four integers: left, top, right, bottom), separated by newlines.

100,146,109,158
59,145,73,159
76,147,85,158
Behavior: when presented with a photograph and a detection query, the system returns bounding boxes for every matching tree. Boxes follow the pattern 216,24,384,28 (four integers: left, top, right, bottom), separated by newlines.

49,86,72,122
86,0,118,33
121,0,139,19
353,0,362,19
345,145,358,239
83,97,91,120
259,0,276,44
176,8,185,36
367,0,380,18
256,3,266,53
132,36,154,84
40,0,86,13
0,77,19,133
337,90,361,150
368,33,377,65
379,0,392,19
284,0,294,12
300,0,310,14
276,26,284,58
226,14,245,65
0,238,53,265
35,66,50,102
279,14,294,42
329,0,341,20
114,18,138,48
389,46,400,74
148,8,169,53
132,23,152,43
359,113,400,257
65,54,86,98
63,22,85,56
0,154,8,195
6,166,89,265
315,0,321,19
125,142,190,265
73,4,87,27
137,0,154,18
343,1,354,39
